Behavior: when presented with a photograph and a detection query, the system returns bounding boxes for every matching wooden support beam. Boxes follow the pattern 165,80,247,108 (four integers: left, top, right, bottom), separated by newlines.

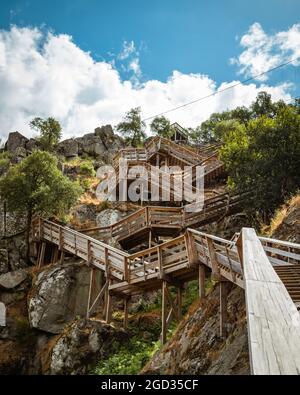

165,285,180,322
158,246,163,279
53,247,59,264
87,267,95,318
88,280,109,318
186,231,198,266
59,250,65,265
105,281,113,324
198,264,206,300
38,242,46,268
219,281,229,338
161,281,167,345
124,298,129,329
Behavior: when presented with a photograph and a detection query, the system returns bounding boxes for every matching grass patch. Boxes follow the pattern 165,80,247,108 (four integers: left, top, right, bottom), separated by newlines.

94,337,160,375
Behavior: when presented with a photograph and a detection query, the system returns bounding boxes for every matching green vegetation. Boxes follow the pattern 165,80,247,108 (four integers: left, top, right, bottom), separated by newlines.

94,337,159,375
94,277,216,375
116,107,146,147
79,160,96,177
0,150,82,261
0,151,11,175
30,117,62,152
64,157,96,191
150,115,173,138
220,102,300,220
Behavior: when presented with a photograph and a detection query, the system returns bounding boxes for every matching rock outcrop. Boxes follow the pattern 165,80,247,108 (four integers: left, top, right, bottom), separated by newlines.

57,125,124,161
41,318,128,375
0,269,28,290
28,260,101,334
143,285,250,375
5,132,28,153
0,249,9,275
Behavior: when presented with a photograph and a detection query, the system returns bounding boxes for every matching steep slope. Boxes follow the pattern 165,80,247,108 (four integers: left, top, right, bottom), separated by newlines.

267,193,300,243
142,285,249,375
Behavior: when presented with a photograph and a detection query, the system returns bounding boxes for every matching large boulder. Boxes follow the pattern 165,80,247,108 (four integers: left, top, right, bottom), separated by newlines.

0,250,9,275
11,146,27,163
76,133,107,157
5,132,28,152
96,209,124,227
44,318,128,375
28,261,101,334
0,269,28,290
57,138,79,158
25,138,39,153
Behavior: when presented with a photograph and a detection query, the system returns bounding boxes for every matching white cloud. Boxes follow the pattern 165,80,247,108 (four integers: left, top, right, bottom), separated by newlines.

231,22,300,80
0,25,293,141
118,40,136,60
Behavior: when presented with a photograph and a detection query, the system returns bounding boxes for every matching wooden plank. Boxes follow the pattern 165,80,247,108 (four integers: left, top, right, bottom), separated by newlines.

241,227,300,375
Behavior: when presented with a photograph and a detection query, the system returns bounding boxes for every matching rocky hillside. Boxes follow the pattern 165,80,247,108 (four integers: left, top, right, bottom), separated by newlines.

142,285,250,375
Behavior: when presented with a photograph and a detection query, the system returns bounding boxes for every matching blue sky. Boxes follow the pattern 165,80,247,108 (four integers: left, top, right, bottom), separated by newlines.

0,0,299,138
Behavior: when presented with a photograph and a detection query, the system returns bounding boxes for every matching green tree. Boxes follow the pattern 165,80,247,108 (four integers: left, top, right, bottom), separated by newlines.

30,117,62,152
0,151,82,261
250,91,276,118
150,116,172,138
220,105,300,220
116,107,146,147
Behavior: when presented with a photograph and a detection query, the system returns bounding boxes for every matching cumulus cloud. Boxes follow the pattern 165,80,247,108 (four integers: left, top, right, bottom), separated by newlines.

231,22,300,80
0,25,293,141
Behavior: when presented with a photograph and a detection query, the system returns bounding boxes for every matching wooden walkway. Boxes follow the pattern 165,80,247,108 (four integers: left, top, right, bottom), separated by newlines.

32,218,300,374
81,191,250,248
31,138,300,374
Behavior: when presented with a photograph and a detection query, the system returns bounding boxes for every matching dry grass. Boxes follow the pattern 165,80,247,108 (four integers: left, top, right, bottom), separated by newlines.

264,192,300,236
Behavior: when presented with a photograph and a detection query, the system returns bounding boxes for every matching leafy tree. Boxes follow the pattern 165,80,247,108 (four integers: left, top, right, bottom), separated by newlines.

250,91,276,118
30,117,62,152
220,105,300,220
116,107,146,147
150,116,172,138
0,151,82,261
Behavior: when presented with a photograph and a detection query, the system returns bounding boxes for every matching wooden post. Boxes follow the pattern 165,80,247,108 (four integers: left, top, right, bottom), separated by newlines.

156,153,160,167
206,237,221,280
59,227,63,251
105,281,113,324
148,229,152,249
59,250,65,265
123,256,129,282
38,242,46,268
158,246,163,279
87,267,95,318
161,281,167,344
236,232,244,269
220,281,229,338
124,298,129,329
198,264,206,300
53,247,59,264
